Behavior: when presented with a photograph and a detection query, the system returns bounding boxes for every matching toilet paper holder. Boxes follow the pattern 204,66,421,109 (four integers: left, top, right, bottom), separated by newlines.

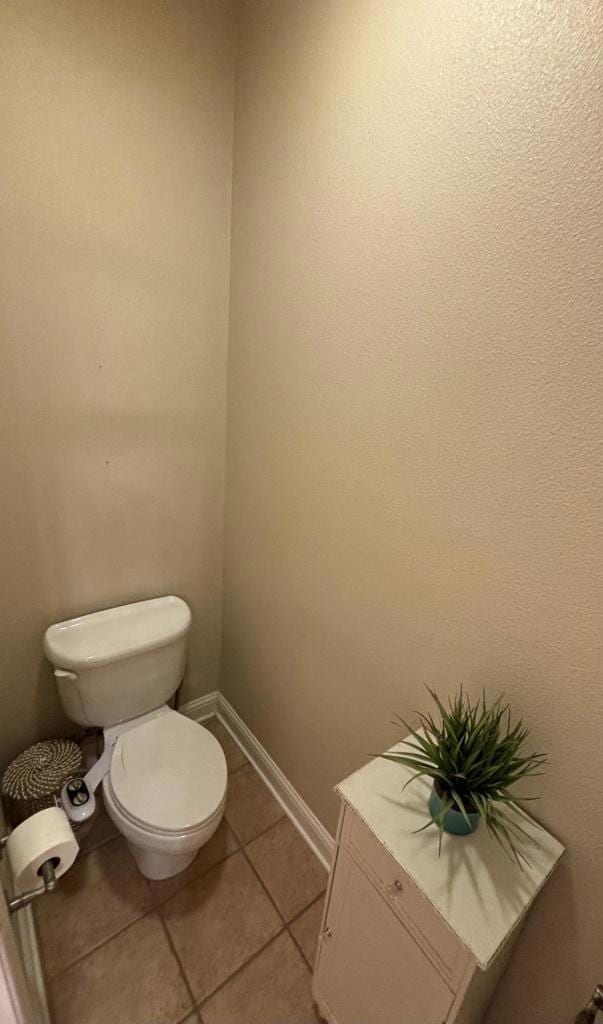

0,835,58,914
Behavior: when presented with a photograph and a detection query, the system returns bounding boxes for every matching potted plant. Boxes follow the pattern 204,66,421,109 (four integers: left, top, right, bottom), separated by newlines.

380,687,546,866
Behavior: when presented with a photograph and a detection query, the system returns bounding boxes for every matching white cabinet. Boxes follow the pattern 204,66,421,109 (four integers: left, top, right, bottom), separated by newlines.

313,744,564,1024
316,845,454,1024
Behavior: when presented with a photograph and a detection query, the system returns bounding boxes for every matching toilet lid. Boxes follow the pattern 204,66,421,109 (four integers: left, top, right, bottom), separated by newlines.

109,712,227,833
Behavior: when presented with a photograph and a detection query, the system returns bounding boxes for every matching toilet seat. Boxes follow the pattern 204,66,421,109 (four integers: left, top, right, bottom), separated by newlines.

107,790,225,841
107,710,227,835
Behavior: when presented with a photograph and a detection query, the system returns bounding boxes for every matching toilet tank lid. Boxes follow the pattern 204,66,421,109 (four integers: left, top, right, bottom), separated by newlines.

43,596,191,671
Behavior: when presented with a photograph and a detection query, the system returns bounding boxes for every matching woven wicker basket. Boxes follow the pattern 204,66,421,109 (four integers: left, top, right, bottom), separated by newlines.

1,738,82,825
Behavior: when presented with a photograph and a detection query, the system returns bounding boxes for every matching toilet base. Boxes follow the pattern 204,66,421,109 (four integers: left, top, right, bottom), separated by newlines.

128,842,197,880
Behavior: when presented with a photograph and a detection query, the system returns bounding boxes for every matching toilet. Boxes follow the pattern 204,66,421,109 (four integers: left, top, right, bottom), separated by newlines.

43,596,227,880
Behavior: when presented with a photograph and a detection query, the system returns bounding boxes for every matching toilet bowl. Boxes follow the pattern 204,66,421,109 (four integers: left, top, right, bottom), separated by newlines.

102,706,227,879
44,596,227,880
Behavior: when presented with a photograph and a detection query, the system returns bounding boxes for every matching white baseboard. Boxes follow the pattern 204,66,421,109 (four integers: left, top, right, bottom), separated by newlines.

178,690,219,722
13,906,51,1024
218,696,335,870
180,692,335,871
1,797,51,1024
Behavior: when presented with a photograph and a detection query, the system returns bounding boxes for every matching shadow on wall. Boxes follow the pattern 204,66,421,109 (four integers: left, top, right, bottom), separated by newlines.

1,266,219,768
486,859,580,1023
0,0,234,768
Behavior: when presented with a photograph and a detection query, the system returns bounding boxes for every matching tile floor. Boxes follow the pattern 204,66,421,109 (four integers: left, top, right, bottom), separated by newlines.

35,719,327,1024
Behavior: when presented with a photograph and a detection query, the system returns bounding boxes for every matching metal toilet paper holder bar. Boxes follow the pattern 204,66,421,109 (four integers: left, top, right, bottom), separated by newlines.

0,835,58,914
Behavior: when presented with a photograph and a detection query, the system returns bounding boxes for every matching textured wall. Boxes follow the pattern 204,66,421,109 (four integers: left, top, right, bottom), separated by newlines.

224,2,603,1021
0,0,235,763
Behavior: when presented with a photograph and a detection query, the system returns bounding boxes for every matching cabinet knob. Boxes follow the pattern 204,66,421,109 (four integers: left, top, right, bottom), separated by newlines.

386,879,403,899
322,926,333,939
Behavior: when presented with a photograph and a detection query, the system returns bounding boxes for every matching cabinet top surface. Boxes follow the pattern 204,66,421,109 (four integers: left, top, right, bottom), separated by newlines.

336,740,564,969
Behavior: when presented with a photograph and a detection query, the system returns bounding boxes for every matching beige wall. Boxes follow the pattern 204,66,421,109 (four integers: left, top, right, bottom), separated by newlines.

1,0,602,1016
224,2,602,1021
0,0,235,764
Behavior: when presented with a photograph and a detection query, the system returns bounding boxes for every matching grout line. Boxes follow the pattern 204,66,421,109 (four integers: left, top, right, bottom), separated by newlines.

155,843,287,1016
177,1009,201,1024
228,809,286,849
287,891,326,927
235,847,320,980
77,829,119,858
240,845,287,925
46,905,158,983
47,828,244,983
206,716,249,772
215,699,334,871
227,779,324,965
241,831,324,973
44,737,317,1011
42,836,156,982
287,921,314,970
224,805,285,848
285,893,325,972
280,894,324,972
197,927,287,1011
158,909,198,1021
148,845,240,908
241,820,325,922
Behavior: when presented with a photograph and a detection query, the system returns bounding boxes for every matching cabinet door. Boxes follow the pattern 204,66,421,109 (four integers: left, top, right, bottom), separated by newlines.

314,848,454,1024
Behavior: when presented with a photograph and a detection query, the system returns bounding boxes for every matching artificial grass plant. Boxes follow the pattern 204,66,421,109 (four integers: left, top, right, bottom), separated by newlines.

381,687,547,867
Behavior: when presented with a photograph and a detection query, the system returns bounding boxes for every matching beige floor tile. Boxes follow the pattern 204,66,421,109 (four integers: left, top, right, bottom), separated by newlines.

76,795,118,854
246,818,326,921
162,850,282,1002
290,897,324,967
205,718,248,772
225,763,284,844
49,912,192,1024
35,835,152,977
201,931,320,1024
149,820,239,903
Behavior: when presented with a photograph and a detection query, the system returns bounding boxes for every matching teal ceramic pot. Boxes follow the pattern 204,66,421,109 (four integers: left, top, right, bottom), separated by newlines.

428,782,480,836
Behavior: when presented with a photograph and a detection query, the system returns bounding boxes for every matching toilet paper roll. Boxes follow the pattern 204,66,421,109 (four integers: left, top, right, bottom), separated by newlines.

6,806,79,891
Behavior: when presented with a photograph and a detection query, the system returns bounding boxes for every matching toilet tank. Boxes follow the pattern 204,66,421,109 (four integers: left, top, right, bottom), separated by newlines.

44,596,192,728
